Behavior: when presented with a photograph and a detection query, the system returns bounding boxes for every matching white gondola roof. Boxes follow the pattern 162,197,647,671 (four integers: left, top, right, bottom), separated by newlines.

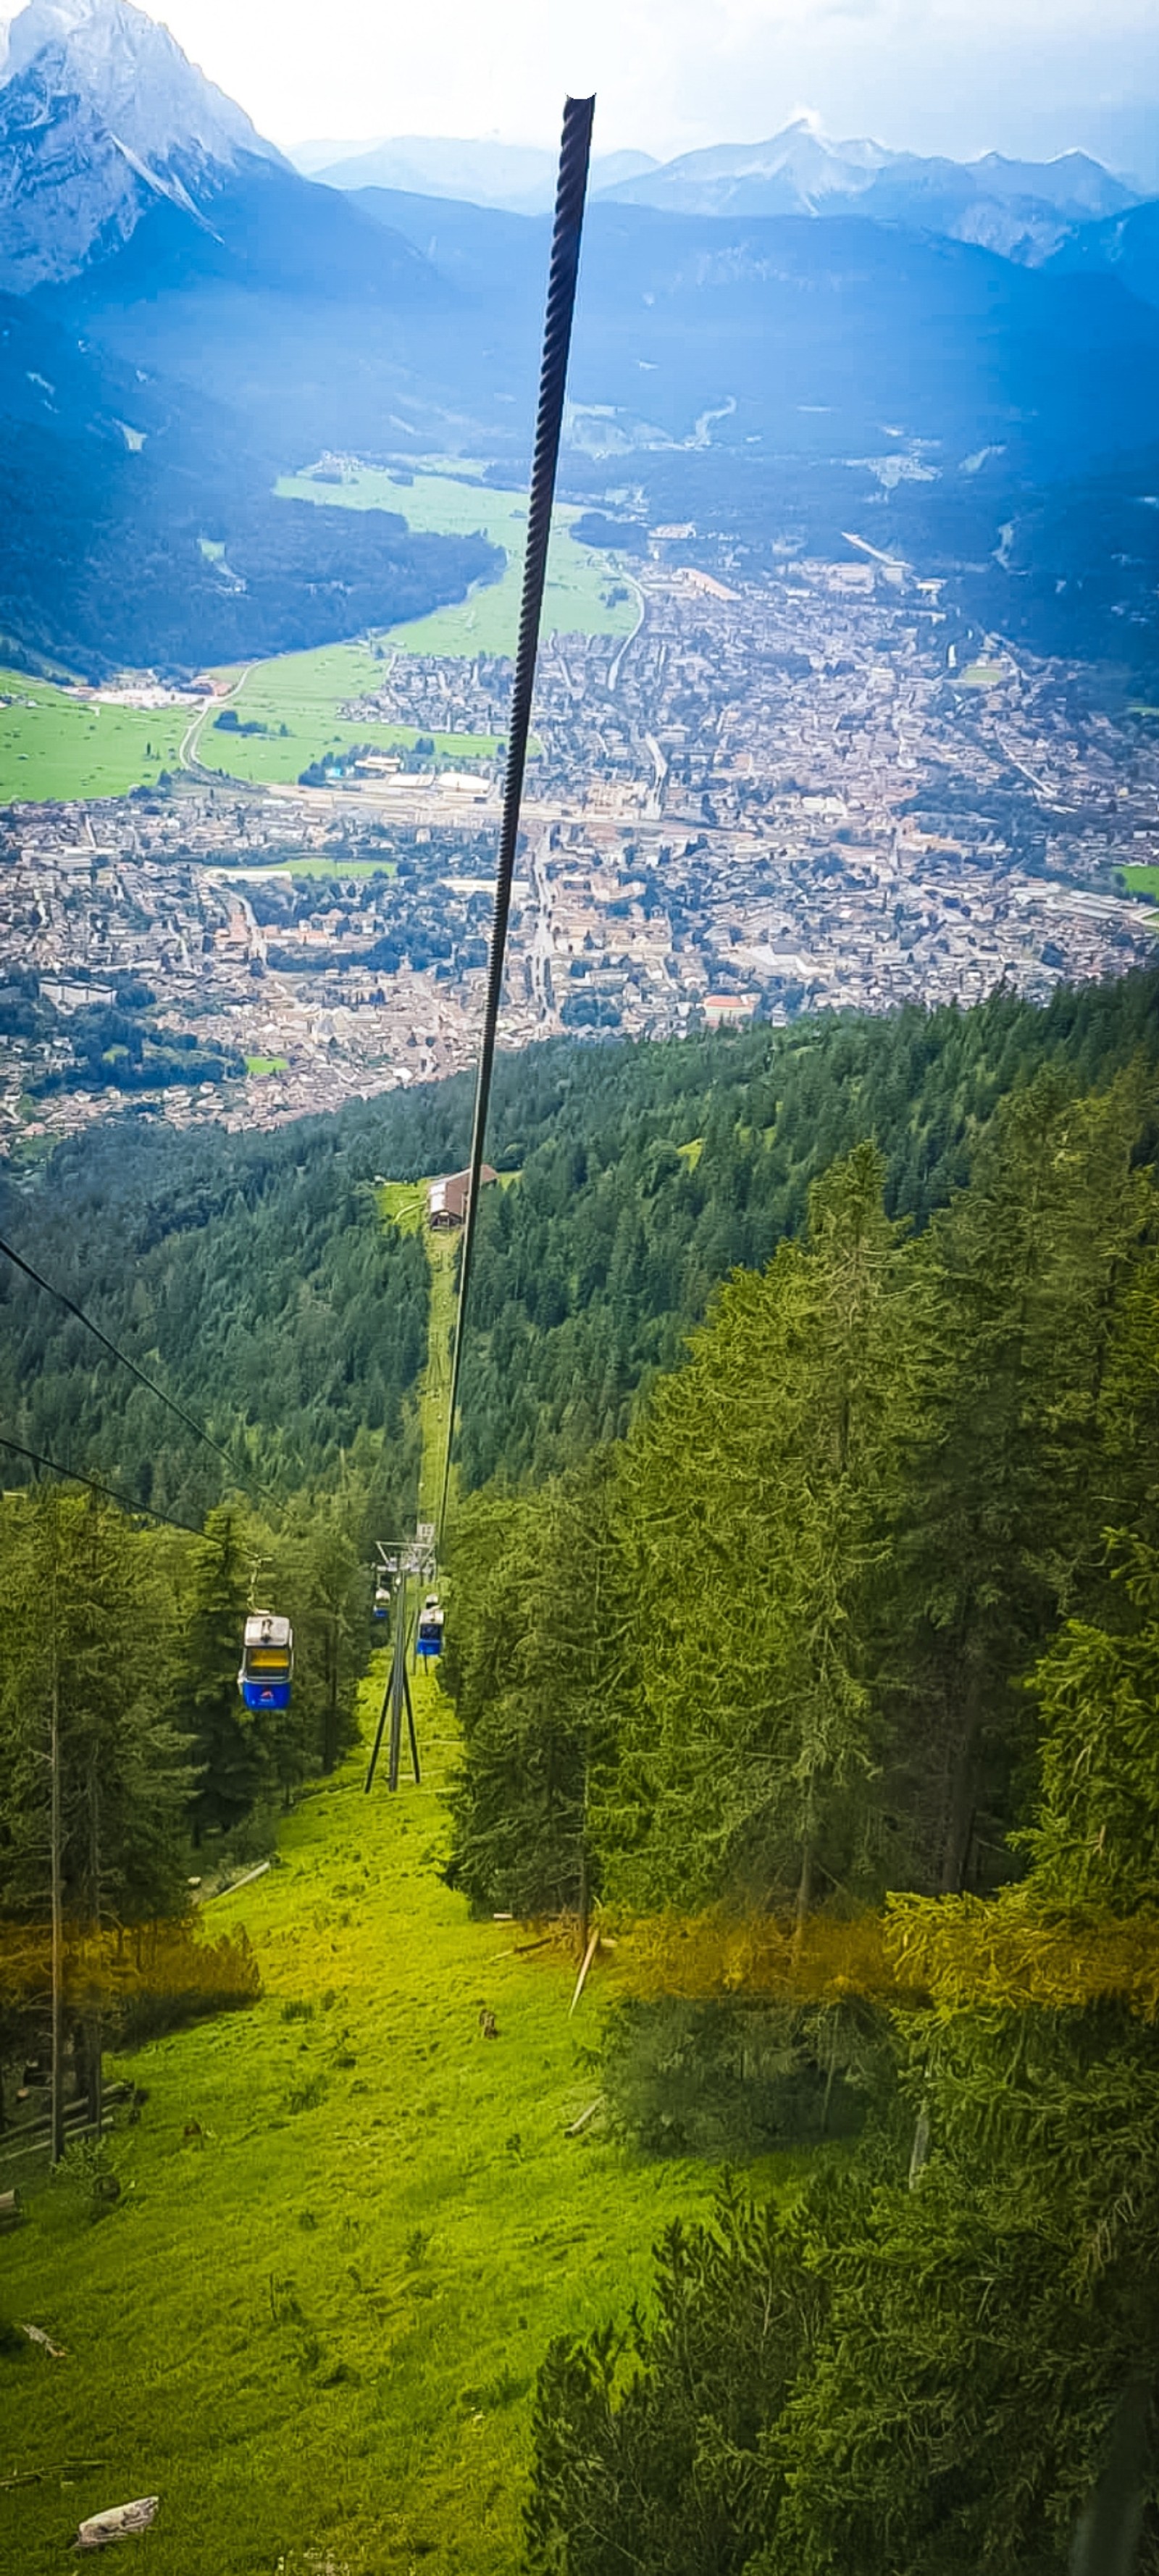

243,1610,293,1648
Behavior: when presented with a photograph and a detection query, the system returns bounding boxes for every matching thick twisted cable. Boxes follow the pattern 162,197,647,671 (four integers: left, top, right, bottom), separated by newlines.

438,93,595,1541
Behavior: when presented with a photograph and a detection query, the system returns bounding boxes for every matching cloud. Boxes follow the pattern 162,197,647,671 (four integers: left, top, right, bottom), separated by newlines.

140,0,1159,170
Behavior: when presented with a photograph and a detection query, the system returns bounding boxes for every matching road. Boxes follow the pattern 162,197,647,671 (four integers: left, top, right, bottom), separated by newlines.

179,666,254,771
528,831,556,1019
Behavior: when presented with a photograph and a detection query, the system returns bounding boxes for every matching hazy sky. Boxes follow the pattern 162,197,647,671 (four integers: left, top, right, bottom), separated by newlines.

109,1,1159,175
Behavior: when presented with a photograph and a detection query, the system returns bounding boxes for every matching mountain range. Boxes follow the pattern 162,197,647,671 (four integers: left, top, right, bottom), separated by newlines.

296,133,658,215
0,0,1155,685
302,120,1142,264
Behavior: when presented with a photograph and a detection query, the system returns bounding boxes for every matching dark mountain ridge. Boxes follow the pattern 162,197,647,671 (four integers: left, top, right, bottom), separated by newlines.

347,189,1159,506
0,267,497,676
0,0,1157,676
1047,193,1159,309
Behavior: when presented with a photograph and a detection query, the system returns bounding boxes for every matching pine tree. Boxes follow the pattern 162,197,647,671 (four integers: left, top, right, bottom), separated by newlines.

0,1492,193,1927
444,1452,627,1918
604,1144,932,1918
887,1066,1155,1892
178,1505,267,1843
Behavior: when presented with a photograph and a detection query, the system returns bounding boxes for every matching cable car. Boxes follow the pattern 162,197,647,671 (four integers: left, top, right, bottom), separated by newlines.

238,1610,293,1713
372,1581,392,1626
415,1594,445,1660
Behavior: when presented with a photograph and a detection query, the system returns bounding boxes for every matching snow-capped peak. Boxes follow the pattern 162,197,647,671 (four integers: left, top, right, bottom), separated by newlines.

0,0,284,289
0,0,280,166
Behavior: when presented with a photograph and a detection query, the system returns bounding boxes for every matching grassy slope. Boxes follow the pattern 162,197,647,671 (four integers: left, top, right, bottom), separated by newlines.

276,468,638,659
419,1233,459,1526
0,1707,749,2575
0,670,187,803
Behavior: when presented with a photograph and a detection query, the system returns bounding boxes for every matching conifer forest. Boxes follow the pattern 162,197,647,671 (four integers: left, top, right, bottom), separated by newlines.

2,966,1159,2568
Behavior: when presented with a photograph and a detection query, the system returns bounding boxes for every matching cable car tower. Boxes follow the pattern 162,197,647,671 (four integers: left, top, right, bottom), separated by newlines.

364,1524,436,1794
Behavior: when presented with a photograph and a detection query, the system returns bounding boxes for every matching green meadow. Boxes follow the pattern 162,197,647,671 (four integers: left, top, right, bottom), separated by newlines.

0,671,188,803
264,856,396,882
0,1699,749,2576
1118,863,1159,902
195,644,501,788
0,459,624,803
276,466,640,658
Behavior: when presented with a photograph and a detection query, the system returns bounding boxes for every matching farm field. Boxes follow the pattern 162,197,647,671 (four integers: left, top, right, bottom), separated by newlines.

0,1695,753,2576
0,459,611,802
0,671,188,803
275,465,640,658
196,643,501,788
1118,863,1159,901
264,857,396,881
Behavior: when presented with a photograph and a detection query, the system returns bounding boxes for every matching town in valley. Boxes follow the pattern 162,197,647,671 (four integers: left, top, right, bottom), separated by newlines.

1,530,1155,1155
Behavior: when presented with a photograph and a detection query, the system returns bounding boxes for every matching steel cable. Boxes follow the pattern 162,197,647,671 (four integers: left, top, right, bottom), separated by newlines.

438,91,595,1540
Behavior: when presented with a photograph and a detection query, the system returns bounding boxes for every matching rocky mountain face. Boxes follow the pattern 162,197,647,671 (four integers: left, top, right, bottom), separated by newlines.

0,0,282,290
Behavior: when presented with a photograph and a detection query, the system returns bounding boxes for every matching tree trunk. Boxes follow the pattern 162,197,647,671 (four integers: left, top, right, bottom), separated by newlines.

940,1707,980,1895
322,1615,339,1775
792,1828,813,1967
85,2014,103,2132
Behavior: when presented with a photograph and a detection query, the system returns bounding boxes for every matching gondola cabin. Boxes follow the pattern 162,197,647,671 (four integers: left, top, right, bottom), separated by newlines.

372,1583,392,1626
238,1611,294,1713
416,1594,445,1660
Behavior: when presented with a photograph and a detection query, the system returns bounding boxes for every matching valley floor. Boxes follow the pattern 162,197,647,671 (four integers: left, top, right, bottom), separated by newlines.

1,1681,745,2576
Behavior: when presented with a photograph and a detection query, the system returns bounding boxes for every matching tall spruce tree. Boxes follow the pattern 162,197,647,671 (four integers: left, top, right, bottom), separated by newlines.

179,1505,267,1842
887,1067,1156,1891
0,1491,193,1926
445,1452,627,1918
602,1144,932,1917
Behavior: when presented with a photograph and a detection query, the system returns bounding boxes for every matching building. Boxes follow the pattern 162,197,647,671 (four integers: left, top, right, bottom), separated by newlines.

427,1165,498,1229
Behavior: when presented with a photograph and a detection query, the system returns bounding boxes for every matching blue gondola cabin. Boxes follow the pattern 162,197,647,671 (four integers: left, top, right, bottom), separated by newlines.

416,1594,445,1660
238,1611,294,1712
